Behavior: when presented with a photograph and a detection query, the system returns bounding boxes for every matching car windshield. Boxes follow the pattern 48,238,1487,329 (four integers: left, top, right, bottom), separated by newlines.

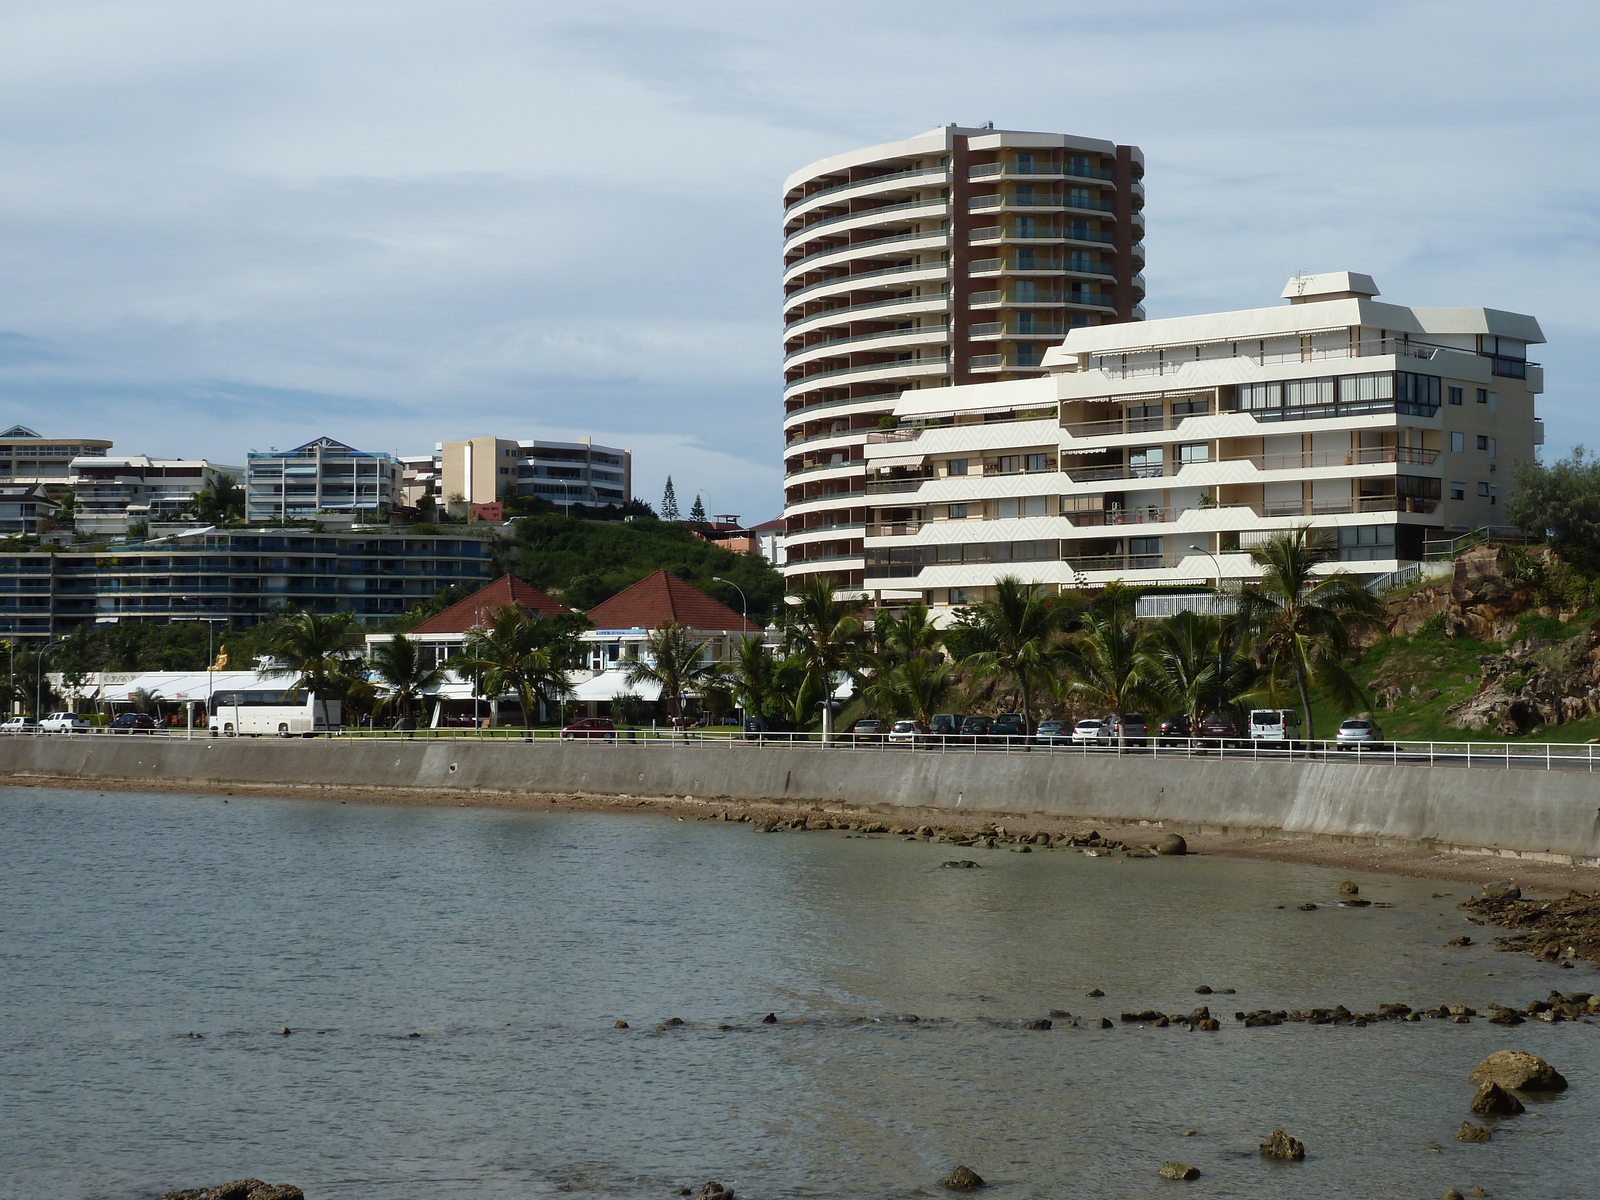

1250,711,1280,723
1076,720,1101,729
1342,720,1371,730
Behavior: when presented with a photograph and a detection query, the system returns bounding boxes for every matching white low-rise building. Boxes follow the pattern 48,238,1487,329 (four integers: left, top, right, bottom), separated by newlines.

70,455,243,536
850,272,1543,609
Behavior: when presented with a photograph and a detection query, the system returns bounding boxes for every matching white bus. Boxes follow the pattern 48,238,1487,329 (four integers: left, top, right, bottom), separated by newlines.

210,689,342,737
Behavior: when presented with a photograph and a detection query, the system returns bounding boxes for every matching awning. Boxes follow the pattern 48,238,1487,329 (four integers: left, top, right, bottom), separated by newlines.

568,672,663,703
866,453,928,469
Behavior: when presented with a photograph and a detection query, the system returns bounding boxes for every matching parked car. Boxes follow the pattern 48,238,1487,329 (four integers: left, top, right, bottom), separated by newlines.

1335,718,1384,749
0,715,38,734
1198,713,1240,747
887,718,927,745
109,712,159,734
1070,718,1105,744
562,717,616,740
1101,713,1149,746
959,715,992,746
40,712,92,734
991,712,1030,745
928,713,964,743
742,715,771,741
1157,714,1192,746
849,718,885,744
1036,719,1071,745
1248,709,1302,742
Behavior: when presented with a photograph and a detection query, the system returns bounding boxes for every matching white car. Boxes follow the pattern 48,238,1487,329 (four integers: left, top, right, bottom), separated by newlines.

887,719,927,745
40,712,92,733
1071,718,1104,744
1335,718,1383,749
1248,709,1302,741
0,715,38,734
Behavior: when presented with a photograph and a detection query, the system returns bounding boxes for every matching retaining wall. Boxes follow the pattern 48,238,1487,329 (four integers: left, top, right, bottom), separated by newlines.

4,736,1599,864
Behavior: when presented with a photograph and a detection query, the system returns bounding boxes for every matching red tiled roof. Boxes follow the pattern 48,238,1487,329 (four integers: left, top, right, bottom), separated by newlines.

584,569,759,632
409,575,571,634
747,518,785,533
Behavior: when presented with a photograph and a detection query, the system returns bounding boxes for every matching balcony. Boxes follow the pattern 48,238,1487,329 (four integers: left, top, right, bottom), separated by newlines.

784,262,951,306
968,288,1115,311
1260,497,1419,517
865,428,920,444
785,356,949,392
968,321,1067,340
865,476,933,495
969,353,1046,372
969,161,1113,181
785,198,951,246
785,292,950,330
784,325,949,364
784,229,949,276
865,521,925,537
784,166,949,213
969,256,1114,276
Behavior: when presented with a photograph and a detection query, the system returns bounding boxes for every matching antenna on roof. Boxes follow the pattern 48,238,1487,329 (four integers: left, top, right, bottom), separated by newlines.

983,120,995,129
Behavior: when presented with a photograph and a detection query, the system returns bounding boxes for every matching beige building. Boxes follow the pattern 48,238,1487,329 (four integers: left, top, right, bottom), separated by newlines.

437,437,632,509
0,425,111,489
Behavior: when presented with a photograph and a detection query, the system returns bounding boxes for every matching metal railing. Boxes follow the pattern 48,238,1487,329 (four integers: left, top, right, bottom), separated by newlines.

784,199,949,244
969,193,1114,212
969,226,1114,245
784,324,948,363
783,262,951,306
784,229,950,275
785,166,948,212
784,292,950,330
969,321,1068,338
785,357,947,390
969,161,1114,181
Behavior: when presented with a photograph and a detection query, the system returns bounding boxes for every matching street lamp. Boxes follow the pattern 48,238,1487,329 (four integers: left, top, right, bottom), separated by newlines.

172,616,227,739
35,641,60,723
713,576,750,726
1188,543,1228,731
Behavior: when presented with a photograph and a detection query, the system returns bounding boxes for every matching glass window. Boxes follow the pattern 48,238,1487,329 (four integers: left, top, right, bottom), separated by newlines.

1178,443,1209,464
1490,485,1498,505
1396,372,1442,412
1238,381,1281,410
1477,435,1488,450
947,458,968,476
1490,438,1497,458
1450,481,1466,501
947,503,968,520
996,455,1021,474
1337,373,1393,403
997,497,1020,518
1025,453,1050,472
1450,432,1465,452
948,588,969,605
1448,386,1463,405
1478,482,1490,497
1129,536,1162,558
1023,495,1048,517
1476,388,1488,404
1284,377,1335,408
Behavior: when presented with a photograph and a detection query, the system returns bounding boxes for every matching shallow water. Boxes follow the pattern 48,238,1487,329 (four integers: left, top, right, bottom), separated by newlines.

1,786,1596,1200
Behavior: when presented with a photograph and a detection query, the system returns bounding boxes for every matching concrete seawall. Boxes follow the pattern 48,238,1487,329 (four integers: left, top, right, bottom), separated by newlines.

4,736,1599,865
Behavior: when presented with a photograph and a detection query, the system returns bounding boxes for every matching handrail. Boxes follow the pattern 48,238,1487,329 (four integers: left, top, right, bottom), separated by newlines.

784,166,948,213
784,324,949,363
785,292,950,329
785,198,950,247
785,357,947,390
784,262,951,306
784,229,948,276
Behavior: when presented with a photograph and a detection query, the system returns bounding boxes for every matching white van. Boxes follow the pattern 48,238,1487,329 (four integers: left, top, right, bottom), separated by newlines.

1248,709,1302,741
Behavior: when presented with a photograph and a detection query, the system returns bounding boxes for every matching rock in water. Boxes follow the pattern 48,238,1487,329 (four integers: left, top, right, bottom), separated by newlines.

1338,880,1360,895
761,1013,778,1024
1469,1049,1567,1091
1468,1082,1526,1116
1482,880,1521,900
1259,1129,1305,1160
692,1183,733,1200
1443,1191,1465,1200
1159,1161,1200,1180
201,1183,267,1200
250,1188,305,1200
1453,1121,1493,1143
1156,834,1187,856
1022,1018,1052,1030
941,1165,985,1190
1086,988,1106,997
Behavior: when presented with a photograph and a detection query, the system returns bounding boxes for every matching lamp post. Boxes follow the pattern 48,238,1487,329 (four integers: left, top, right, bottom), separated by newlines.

172,617,226,739
713,576,750,726
1188,542,1228,732
35,641,60,724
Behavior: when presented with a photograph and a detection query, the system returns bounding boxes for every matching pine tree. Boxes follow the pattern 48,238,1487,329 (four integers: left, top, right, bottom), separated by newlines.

661,476,680,521
689,494,707,524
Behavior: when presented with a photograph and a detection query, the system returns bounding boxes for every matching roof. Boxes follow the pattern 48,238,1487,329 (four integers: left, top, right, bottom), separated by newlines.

583,569,759,633
409,575,571,634
747,518,786,533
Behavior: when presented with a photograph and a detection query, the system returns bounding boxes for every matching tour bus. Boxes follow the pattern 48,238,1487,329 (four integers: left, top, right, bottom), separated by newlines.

210,689,342,737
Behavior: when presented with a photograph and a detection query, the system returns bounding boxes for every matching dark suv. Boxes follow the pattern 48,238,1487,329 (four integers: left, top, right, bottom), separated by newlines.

928,713,964,744
959,715,992,746
1157,714,1192,746
990,712,1030,746
110,712,159,734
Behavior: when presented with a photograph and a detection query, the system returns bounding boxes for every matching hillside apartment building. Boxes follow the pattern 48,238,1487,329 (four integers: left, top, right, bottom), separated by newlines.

779,125,1146,592
401,437,633,511
843,272,1542,609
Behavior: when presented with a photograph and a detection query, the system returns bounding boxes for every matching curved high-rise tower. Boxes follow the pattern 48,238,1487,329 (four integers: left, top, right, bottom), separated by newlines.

779,125,1145,590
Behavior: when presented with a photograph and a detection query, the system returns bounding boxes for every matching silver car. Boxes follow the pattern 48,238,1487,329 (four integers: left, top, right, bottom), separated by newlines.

1335,718,1383,749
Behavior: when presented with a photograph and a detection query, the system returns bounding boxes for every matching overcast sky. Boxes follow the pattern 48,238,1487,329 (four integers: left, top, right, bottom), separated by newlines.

1,0,1595,521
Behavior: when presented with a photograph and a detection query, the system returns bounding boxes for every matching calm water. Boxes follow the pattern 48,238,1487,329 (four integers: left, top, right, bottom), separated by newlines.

2,786,1597,1200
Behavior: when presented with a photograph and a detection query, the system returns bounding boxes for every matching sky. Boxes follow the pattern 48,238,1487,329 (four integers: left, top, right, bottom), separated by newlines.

0,0,1596,522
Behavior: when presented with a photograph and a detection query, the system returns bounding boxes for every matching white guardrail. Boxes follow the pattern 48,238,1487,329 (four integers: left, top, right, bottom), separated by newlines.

9,728,1600,772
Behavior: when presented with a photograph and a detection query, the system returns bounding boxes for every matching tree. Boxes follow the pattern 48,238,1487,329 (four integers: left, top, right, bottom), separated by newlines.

1507,448,1600,562
1237,527,1381,739
689,494,707,523
955,576,1066,732
623,622,717,728
1060,585,1152,746
871,602,943,667
266,611,363,727
192,473,244,524
863,653,956,725
781,575,867,742
726,634,781,722
1138,610,1259,732
451,603,580,732
370,634,446,732
660,476,680,521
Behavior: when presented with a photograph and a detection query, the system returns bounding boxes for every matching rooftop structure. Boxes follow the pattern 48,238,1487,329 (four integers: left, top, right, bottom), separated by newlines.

780,126,1146,589
0,425,111,489
245,437,402,523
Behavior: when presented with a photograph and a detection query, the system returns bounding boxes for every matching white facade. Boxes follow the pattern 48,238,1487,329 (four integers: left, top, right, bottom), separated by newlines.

246,437,401,523
0,425,111,488
856,272,1544,608
70,455,243,536
780,126,1146,590
435,436,632,509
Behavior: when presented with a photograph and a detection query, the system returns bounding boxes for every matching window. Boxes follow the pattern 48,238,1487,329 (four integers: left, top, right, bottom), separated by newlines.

1283,377,1335,409
1129,536,1162,560
1450,432,1465,452
1025,453,1050,472
1478,482,1490,497
1396,372,1442,413
1450,481,1466,501
1178,443,1209,465
947,503,968,520
1489,438,1497,458
1171,397,1210,418
1129,446,1164,477
1476,388,1488,404
947,458,968,476
1488,390,1498,412
948,588,969,605
1476,435,1488,451
1337,373,1393,404
1448,386,1464,405
1023,495,1048,517
1490,486,1498,505
1238,381,1281,411
996,455,1021,474
1337,525,1396,562
997,497,1020,518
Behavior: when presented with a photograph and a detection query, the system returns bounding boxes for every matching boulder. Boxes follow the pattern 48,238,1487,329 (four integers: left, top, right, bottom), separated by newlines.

248,1188,304,1200
761,1013,778,1024
1469,1050,1568,1092
1159,1162,1200,1181
1194,985,1213,994
1338,880,1360,895
693,1182,734,1200
1259,1129,1305,1160
1196,1018,1221,1031
1085,988,1106,997
1091,1017,1113,1029
941,1165,985,1191
1022,1018,1052,1030
1447,936,1473,947
1483,880,1522,900
1468,1082,1525,1116
206,1183,267,1200
1156,834,1187,856
1453,1122,1492,1143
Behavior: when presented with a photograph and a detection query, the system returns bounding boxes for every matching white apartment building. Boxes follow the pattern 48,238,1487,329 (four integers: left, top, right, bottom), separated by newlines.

0,425,111,489
780,125,1146,590
436,436,632,509
245,437,402,523
70,455,243,536
849,272,1543,608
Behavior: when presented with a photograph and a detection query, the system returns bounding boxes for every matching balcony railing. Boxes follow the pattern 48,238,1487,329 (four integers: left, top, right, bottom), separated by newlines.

969,193,1115,212
786,357,948,390
865,477,932,495
785,292,950,329
969,256,1114,276
785,198,951,245
784,261,951,305
969,161,1113,181
783,427,870,448
785,229,949,275
968,321,1068,338
865,428,920,443
784,325,949,363
785,459,863,477
968,289,1115,310
1065,553,1179,573
969,353,1046,371
865,522,925,537
1061,445,1439,482
1260,497,1423,517
785,166,948,212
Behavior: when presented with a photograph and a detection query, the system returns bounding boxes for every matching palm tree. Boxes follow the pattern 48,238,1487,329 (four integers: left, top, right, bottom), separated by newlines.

192,473,243,524
1061,585,1152,747
891,653,958,726
872,601,943,666
370,633,446,732
955,575,1065,732
623,622,718,729
1237,527,1381,739
267,610,362,727
726,634,779,723
781,575,866,742
451,603,578,732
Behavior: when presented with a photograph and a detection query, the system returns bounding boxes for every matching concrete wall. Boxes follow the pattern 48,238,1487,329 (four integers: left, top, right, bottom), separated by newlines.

4,736,1599,864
